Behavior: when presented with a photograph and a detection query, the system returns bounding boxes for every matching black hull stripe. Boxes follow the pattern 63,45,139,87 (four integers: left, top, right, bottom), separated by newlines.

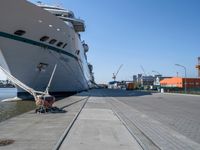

0,31,78,61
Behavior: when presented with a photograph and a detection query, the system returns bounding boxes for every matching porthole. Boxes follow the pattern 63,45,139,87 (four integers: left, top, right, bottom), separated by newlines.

49,39,57,44
40,36,49,42
14,30,26,36
63,43,67,48
57,42,63,47
75,50,80,55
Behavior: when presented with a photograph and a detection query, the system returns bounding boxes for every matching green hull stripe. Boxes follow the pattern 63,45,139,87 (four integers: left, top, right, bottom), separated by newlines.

0,31,78,60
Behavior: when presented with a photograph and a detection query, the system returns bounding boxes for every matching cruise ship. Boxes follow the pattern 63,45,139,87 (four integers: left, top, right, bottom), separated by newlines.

0,0,94,97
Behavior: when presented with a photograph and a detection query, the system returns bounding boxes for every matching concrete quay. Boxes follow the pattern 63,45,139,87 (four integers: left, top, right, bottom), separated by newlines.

0,93,89,150
1,89,200,150
59,92,142,150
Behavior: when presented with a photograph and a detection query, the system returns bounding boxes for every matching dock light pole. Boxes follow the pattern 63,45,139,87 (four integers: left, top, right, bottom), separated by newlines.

175,64,187,93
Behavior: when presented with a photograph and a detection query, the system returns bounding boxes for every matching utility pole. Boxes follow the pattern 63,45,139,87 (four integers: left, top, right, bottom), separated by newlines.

175,64,187,93
196,57,200,77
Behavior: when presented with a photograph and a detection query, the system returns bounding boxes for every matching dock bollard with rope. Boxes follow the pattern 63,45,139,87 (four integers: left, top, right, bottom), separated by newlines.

0,64,65,113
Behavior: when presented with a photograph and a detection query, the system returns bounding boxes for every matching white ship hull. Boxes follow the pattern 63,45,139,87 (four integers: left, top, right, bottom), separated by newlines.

0,0,92,96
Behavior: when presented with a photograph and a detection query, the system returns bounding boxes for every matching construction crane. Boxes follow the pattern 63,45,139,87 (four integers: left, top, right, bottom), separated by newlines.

112,64,123,81
140,65,147,76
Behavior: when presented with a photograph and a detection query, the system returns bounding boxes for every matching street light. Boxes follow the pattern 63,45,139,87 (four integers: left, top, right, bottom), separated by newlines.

175,64,187,93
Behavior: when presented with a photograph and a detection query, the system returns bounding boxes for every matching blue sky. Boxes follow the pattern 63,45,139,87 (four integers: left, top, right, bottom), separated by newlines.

1,0,200,83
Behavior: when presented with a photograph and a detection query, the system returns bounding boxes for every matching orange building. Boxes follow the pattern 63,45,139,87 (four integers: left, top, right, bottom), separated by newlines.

160,77,200,88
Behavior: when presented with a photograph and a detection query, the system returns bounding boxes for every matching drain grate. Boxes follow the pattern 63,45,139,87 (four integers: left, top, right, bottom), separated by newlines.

0,139,15,146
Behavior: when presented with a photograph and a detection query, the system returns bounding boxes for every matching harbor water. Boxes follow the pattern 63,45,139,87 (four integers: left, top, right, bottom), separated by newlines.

0,88,17,100
0,88,35,122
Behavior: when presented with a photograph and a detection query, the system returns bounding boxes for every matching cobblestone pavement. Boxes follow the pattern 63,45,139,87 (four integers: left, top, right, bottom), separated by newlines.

93,89,200,149
109,97,200,150
116,92,200,144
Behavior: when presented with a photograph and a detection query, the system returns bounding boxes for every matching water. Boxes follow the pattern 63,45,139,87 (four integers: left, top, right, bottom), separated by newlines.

0,88,35,122
0,88,17,100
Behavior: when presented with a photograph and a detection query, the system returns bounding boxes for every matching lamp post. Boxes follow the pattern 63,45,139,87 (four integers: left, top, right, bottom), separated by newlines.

175,64,187,93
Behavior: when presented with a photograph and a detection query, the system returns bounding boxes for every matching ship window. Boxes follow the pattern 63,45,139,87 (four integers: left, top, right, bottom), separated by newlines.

37,63,48,72
49,39,57,44
55,14,62,17
63,43,68,48
75,50,80,55
57,42,63,47
14,30,26,36
40,36,49,42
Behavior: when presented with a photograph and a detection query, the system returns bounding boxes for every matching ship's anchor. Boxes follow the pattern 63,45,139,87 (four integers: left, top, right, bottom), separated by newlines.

0,64,65,113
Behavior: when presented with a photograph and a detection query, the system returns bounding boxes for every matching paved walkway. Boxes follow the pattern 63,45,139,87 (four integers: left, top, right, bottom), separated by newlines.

109,97,200,150
2,89,199,150
59,96,142,150
0,91,143,150
0,94,88,150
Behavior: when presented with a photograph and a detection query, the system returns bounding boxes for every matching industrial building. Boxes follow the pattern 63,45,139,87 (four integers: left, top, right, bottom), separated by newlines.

160,77,200,88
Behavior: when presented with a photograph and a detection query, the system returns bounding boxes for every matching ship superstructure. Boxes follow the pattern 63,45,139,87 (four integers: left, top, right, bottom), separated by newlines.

0,0,94,97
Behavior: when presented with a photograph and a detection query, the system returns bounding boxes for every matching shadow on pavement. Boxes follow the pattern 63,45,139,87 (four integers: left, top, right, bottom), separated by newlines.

78,89,153,97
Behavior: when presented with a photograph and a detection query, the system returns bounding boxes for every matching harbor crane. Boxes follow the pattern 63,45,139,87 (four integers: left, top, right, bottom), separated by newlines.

112,64,123,81
140,65,147,76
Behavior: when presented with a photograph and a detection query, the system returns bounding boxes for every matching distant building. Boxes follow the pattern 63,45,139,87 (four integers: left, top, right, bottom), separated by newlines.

133,75,137,82
134,74,155,89
140,76,154,86
132,74,169,89
0,80,15,88
153,76,172,86
108,81,119,89
160,77,200,88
